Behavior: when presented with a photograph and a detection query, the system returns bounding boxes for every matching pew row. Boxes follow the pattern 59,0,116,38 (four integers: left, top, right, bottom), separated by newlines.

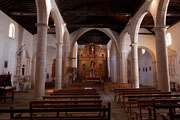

103,82,133,93
0,103,110,120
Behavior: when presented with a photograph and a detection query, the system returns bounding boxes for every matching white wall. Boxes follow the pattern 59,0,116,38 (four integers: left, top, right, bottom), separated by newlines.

138,48,154,86
167,22,180,83
0,11,33,82
46,46,56,81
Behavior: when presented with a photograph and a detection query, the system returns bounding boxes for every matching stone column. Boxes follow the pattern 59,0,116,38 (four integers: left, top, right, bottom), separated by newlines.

34,23,48,98
130,35,139,88
155,26,170,91
63,51,70,87
55,42,63,91
116,52,120,83
120,51,128,83
152,61,158,88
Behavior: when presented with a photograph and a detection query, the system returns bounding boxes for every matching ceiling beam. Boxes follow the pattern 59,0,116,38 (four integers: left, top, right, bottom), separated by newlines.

63,11,131,16
9,12,36,16
66,24,124,28
140,25,154,28
166,13,180,17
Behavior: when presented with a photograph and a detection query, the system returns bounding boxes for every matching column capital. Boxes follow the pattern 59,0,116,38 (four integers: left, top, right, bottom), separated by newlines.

152,61,157,64
56,42,63,46
35,23,49,28
154,25,168,30
130,43,138,47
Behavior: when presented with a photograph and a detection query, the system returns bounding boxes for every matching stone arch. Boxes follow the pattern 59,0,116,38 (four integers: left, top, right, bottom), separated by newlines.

50,8,63,42
119,30,131,52
156,0,170,26
36,0,65,42
63,30,70,54
70,28,119,57
48,0,66,43
138,46,156,63
36,0,48,24
110,42,118,82
130,10,155,43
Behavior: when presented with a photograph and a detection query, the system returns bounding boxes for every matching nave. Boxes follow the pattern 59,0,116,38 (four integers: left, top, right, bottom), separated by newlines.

0,87,131,120
1,83,180,120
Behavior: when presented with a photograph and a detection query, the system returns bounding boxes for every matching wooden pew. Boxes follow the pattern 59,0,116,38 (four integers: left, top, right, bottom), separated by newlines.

118,91,170,106
30,99,103,109
114,88,157,102
104,82,133,93
151,99,180,120
127,94,180,120
50,92,99,96
0,103,111,120
28,100,110,120
54,89,97,94
67,82,96,90
43,95,101,100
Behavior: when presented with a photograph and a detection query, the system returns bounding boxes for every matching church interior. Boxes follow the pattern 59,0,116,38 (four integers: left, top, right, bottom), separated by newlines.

1,0,180,119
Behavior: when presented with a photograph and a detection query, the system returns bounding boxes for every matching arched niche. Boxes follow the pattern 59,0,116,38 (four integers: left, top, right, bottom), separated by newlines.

126,45,157,87
70,28,119,59
138,46,157,87
71,29,116,82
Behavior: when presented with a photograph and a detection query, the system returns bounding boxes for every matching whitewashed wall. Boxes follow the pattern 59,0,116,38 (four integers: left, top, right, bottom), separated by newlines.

46,46,56,81
138,48,154,86
0,11,33,82
167,22,180,83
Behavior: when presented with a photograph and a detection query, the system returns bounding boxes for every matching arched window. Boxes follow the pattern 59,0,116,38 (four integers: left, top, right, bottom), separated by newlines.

9,23,15,39
166,32,172,47
142,48,146,55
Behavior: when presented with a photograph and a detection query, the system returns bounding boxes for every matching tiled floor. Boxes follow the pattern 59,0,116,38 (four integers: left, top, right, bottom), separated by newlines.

0,89,131,120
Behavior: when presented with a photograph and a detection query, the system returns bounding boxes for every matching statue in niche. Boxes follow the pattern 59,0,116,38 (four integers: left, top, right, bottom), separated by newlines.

90,61,96,77
89,43,95,55
99,64,102,70
82,64,86,70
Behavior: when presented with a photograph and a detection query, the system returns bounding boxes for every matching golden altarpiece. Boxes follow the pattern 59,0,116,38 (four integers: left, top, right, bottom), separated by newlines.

78,43,107,81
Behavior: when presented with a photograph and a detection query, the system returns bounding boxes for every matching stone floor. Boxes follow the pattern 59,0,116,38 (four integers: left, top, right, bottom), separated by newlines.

0,89,132,120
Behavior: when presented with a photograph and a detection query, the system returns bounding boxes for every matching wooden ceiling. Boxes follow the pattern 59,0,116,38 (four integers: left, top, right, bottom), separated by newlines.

0,0,180,44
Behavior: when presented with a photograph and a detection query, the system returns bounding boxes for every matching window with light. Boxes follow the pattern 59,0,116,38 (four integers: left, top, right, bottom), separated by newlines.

166,32,172,47
9,23,15,39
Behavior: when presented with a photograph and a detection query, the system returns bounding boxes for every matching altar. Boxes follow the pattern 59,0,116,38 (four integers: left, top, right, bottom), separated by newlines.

86,77,102,87
78,43,108,82
13,76,31,91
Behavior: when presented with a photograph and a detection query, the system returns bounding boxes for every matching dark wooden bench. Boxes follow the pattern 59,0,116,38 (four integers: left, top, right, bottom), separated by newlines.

151,99,180,120
119,91,170,106
104,82,133,93
50,92,99,96
114,88,156,102
29,99,105,117
54,89,97,93
127,95,180,120
0,103,111,120
43,95,101,100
